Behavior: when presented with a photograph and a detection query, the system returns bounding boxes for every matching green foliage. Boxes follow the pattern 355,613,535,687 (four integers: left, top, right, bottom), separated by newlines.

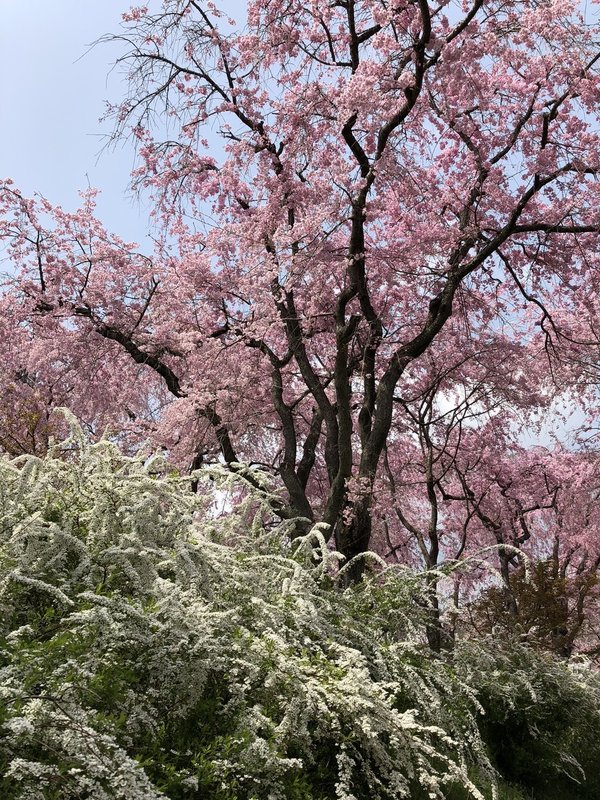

455,639,600,800
444,776,533,800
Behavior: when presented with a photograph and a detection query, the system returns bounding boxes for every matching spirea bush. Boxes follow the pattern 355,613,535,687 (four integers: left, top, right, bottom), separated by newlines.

0,418,599,800
0,419,492,799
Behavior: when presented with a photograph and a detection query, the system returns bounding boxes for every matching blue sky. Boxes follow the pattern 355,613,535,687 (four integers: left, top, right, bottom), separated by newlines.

1,1,153,241
1,0,243,245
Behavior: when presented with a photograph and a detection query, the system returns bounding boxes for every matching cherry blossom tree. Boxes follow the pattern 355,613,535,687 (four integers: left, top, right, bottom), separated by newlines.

458,447,600,656
2,0,600,584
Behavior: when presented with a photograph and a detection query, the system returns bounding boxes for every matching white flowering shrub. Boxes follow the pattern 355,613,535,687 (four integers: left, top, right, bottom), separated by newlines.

0,420,498,799
3,421,598,800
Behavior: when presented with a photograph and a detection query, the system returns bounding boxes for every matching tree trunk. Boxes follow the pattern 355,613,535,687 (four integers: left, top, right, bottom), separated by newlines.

335,495,373,585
